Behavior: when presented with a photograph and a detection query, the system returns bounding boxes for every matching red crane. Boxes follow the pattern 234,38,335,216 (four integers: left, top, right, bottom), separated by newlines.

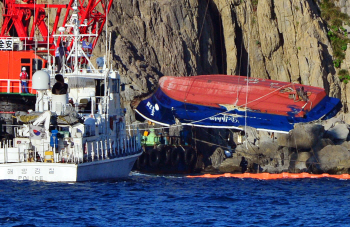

0,0,113,94
0,0,113,51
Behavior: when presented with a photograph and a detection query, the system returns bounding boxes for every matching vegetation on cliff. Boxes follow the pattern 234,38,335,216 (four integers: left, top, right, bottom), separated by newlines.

320,0,350,70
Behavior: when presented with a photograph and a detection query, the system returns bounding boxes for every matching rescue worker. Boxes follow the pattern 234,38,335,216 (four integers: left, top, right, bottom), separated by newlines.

55,42,67,73
20,67,28,93
52,74,68,95
240,156,248,173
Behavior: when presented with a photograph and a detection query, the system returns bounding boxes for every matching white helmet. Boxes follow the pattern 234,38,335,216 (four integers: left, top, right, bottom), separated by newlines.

22,67,26,71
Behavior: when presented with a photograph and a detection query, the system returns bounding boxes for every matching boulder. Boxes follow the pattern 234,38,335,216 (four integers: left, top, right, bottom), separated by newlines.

244,126,259,145
209,147,226,169
324,123,349,141
218,154,242,173
340,141,350,150
277,123,324,150
258,147,291,173
312,138,334,153
293,152,312,173
315,145,350,173
258,130,276,144
322,117,343,131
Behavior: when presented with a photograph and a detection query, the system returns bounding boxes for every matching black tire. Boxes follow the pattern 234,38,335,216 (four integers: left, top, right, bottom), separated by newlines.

171,147,181,166
184,147,196,166
137,152,148,169
164,146,172,165
149,149,161,167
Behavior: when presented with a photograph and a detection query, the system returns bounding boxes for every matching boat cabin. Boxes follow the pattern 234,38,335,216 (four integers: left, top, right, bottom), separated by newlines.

0,50,47,94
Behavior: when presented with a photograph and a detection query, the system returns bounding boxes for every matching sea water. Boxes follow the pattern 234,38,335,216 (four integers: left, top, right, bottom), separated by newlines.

0,173,349,227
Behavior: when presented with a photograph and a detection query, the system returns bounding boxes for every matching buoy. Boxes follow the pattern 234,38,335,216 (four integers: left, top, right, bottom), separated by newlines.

186,172,350,180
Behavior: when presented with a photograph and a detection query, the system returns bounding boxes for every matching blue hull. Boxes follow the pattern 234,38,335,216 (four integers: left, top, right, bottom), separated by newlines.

135,88,341,133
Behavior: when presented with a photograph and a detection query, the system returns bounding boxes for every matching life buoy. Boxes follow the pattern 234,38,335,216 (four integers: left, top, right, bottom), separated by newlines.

149,149,161,167
171,147,181,166
184,147,196,166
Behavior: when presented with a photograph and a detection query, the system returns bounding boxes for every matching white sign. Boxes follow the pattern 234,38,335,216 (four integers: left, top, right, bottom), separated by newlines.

0,38,13,50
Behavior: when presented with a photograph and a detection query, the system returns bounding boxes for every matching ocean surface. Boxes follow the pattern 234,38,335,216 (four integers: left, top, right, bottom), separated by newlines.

0,172,349,227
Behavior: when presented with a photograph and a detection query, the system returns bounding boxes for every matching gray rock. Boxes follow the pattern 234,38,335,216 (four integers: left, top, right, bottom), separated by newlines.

260,147,291,173
277,123,324,150
209,147,226,169
258,130,276,144
341,141,350,150
322,117,343,131
244,127,259,145
325,124,349,141
218,154,242,173
312,138,334,153
259,141,279,155
315,145,350,173
294,152,312,173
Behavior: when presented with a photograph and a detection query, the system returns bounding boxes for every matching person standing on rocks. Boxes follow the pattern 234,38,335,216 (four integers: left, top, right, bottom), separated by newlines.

240,157,248,173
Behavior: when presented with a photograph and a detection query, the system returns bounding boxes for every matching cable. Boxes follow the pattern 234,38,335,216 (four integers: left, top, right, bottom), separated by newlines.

199,0,210,41
244,0,250,149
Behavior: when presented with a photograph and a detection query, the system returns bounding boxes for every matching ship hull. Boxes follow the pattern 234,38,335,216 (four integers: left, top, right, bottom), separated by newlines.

0,152,141,182
135,75,341,133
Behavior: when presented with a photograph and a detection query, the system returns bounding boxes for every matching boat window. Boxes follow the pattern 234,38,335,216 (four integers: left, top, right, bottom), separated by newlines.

95,79,104,96
110,79,119,93
77,98,91,113
32,59,43,72
21,58,30,63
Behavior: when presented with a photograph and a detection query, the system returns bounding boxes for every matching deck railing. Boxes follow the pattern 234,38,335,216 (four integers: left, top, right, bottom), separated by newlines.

0,133,141,164
0,79,33,94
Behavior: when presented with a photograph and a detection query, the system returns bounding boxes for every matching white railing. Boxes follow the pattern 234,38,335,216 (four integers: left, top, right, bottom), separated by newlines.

84,134,141,162
0,132,142,164
0,79,33,94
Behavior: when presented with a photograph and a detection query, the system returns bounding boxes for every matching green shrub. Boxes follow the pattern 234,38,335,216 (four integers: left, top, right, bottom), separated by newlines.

333,59,341,68
320,0,350,68
338,69,350,83
339,69,349,76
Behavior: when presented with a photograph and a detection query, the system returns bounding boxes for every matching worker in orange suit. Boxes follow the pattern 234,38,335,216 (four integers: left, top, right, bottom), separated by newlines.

20,67,28,93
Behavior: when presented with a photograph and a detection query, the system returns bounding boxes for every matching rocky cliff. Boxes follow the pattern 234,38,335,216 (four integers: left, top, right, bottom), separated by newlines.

95,0,346,123
101,0,350,174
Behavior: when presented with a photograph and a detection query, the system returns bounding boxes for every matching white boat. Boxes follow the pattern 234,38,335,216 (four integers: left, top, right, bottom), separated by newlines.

0,1,142,182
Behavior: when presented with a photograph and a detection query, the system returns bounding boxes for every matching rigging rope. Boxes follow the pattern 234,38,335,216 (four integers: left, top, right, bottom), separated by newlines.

199,0,210,41
244,1,250,149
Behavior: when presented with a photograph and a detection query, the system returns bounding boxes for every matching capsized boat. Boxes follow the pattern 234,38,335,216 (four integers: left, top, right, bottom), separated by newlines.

135,75,341,133
0,1,142,182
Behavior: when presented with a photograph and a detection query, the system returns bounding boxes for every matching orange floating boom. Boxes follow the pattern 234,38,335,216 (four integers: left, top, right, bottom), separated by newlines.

186,172,350,180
